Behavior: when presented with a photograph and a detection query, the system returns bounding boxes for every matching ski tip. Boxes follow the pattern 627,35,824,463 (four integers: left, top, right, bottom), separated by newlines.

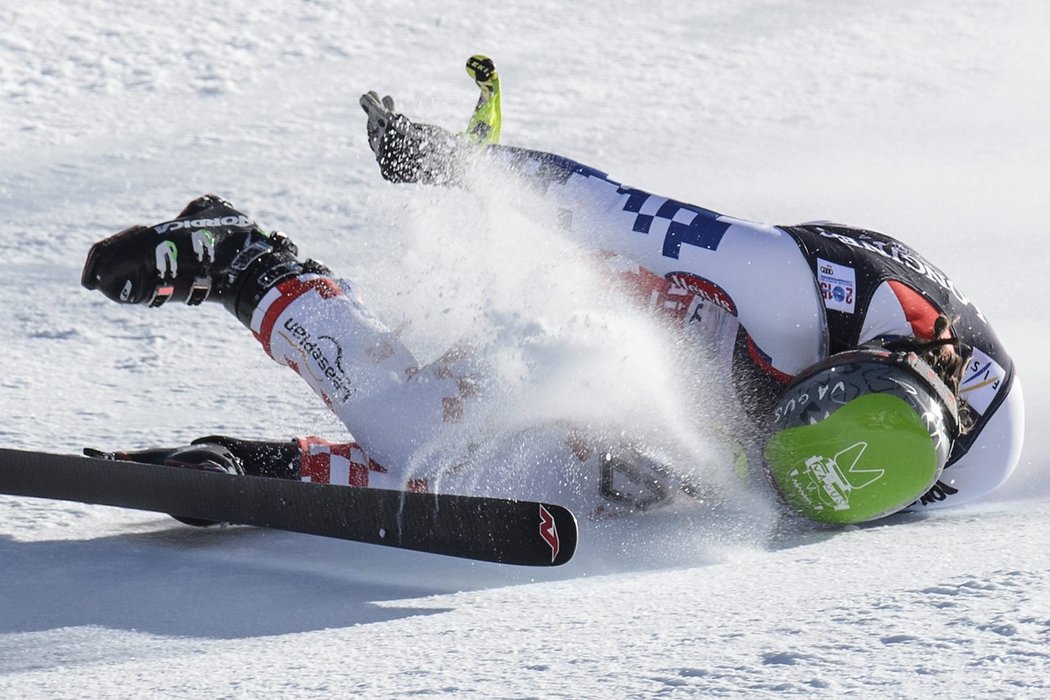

539,502,578,566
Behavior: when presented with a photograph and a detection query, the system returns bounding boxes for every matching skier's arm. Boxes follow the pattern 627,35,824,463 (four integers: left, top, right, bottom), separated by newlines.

360,54,500,182
360,92,470,185
359,97,825,376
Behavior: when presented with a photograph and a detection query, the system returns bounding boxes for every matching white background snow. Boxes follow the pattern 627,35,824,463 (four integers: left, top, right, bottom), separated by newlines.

2,0,1049,696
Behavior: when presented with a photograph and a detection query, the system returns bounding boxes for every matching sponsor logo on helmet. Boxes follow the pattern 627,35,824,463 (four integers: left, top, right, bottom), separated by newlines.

817,257,856,314
153,215,252,234
771,379,848,425
788,442,884,512
539,504,560,563
119,280,133,301
665,271,737,316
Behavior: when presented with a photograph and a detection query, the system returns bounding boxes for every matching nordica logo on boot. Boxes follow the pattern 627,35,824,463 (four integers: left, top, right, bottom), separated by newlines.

155,241,178,277
153,215,252,234
787,442,884,512
191,229,216,263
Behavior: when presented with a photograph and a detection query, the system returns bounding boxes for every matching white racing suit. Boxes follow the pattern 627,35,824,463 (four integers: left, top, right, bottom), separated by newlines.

250,147,1024,518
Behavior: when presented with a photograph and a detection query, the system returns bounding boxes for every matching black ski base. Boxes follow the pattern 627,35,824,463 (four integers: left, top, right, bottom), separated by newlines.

0,448,577,566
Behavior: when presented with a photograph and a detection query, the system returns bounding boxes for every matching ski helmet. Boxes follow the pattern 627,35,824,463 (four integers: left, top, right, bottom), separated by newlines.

763,347,959,524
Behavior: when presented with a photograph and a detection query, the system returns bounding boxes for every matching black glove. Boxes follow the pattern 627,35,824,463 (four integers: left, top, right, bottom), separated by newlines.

359,91,464,185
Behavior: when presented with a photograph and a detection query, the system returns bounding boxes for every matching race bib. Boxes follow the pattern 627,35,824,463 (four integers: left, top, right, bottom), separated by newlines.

817,258,856,314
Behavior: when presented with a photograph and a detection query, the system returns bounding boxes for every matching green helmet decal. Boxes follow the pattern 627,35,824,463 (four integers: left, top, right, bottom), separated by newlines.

763,393,940,524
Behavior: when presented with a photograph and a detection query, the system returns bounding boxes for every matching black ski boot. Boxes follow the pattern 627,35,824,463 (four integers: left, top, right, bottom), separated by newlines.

84,441,245,527
81,194,324,326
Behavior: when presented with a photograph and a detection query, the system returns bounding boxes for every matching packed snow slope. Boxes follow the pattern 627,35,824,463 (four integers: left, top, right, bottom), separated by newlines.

1,0,1048,697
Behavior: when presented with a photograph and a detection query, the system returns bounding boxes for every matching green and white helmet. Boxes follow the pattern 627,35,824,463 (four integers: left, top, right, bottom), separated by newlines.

763,347,959,524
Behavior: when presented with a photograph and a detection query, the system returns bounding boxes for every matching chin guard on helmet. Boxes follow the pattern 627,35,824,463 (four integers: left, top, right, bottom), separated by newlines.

762,347,959,525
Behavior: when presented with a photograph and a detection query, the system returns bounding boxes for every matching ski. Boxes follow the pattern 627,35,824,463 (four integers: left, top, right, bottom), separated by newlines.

0,448,577,566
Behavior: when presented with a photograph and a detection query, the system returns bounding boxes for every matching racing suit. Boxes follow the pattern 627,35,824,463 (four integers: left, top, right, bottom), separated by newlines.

252,147,1024,516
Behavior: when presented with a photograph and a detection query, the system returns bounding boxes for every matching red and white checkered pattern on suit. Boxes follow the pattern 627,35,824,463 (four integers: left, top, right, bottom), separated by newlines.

295,436,429,492
297,436,385,486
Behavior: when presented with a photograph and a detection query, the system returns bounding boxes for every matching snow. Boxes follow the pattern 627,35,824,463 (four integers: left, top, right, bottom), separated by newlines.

2,0,1049,696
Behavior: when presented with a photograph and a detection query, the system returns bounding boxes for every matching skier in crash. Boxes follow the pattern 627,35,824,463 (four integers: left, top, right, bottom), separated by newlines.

82,75,1023,526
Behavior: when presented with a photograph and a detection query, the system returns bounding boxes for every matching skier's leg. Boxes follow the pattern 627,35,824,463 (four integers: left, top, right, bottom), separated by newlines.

83,195,719,514
82,195,476,479
246,270,478,471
